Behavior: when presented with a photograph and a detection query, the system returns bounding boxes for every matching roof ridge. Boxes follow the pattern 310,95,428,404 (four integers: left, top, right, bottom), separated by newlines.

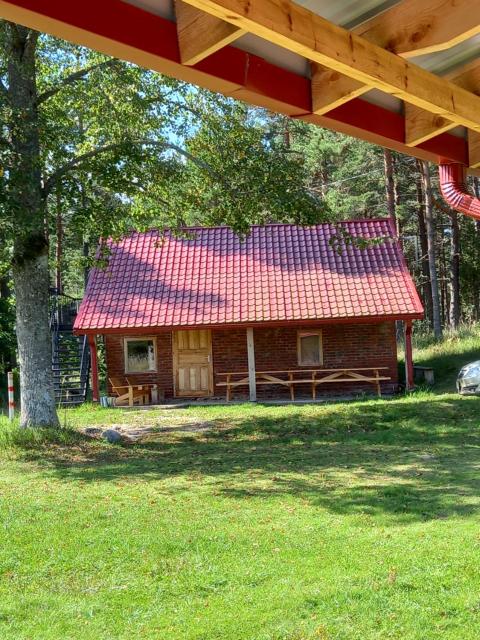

125,218,393,235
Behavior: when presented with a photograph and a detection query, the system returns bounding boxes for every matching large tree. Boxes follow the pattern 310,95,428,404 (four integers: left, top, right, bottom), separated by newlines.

0,23,324,427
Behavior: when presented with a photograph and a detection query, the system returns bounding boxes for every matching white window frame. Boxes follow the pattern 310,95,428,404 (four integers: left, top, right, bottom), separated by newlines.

297,330,323,367
124,337,157,373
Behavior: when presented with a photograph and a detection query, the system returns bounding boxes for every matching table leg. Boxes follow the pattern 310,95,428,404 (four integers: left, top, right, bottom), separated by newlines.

374,370,381,397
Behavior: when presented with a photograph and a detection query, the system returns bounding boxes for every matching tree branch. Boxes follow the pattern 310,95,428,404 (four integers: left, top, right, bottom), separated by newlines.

44,138,226,195
37,59,118,105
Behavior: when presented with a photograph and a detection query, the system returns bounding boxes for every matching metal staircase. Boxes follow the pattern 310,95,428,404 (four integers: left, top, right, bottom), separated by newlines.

50,292,90,406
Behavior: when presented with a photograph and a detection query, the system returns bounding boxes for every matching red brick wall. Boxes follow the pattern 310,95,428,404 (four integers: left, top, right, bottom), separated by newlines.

104,322,398,401
212,322,398,399
104,332,174,399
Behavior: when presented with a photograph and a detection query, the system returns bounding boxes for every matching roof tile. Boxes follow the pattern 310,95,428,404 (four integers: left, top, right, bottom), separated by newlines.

74,220,423,331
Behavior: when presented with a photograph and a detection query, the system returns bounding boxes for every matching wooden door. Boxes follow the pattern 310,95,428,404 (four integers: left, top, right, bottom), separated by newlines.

173,330,213,397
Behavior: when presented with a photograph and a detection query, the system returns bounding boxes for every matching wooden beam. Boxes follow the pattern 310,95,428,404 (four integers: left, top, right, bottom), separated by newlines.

313,3,480,118
1,0,478,172
403,61,480,151
355,0,480,58
246,328,256,402
184,0,480,132
469,131,480,169
446,59,480,95
404,61,480,153
405,104,456,146
311,63,368,115
175,0,244,65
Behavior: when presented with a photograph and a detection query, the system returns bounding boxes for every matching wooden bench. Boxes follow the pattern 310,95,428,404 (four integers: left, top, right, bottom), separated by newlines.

109,377,158,407
217,368,391,401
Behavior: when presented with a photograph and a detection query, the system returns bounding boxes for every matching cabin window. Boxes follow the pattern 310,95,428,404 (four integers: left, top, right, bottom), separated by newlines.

124,337,157,373
297,331,323,366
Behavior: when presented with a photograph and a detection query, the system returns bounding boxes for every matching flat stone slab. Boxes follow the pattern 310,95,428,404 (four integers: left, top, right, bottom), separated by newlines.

81,420,216,443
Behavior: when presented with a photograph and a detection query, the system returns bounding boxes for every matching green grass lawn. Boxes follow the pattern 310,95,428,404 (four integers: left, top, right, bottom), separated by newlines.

0,328,479,639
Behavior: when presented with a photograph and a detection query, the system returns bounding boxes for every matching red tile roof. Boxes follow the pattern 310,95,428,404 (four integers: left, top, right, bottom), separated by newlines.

74,219,423,332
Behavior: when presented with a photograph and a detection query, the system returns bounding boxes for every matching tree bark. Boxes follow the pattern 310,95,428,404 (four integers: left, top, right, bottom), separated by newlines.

473,178,480,319
55,188,63,293
7,24,59,427
449,211,461,328
383,148,397,232
13,253,58,426
418,160,442,339
415,169,433,325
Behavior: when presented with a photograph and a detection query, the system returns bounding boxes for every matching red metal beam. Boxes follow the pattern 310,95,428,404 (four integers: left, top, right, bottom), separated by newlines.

0,0,475,169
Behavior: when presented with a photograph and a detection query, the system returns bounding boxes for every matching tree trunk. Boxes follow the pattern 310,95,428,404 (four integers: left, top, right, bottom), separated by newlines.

7,24,59,427
383,148,397,232
418,160,442,339
55,189,63,293
13,253,58,426
473,178,480,320
449,211,461,328
415,169,433,325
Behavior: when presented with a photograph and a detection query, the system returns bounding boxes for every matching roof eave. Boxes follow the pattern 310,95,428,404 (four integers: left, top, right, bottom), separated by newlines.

74,312,424,335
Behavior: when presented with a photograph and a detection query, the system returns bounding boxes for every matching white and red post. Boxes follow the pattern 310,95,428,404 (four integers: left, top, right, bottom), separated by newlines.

7,371,14,420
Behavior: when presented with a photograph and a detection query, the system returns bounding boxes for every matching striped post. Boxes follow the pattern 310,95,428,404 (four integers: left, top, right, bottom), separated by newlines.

7,371,14,420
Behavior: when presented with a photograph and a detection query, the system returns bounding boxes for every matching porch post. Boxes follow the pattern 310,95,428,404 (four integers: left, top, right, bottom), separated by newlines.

88,334,100,402
404,321,414,390
246,327,256,402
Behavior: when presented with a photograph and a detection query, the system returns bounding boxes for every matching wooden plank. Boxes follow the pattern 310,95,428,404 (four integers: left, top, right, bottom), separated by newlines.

312,0,480,116
469,131,480,169
405,61,480,150
446,59,480,95
246,328,256,402
185,0,480,131
217,367,389,375
405,104,456,146
175,0,244,65
311,63,368,115
314,377,391,383
355,0,480,58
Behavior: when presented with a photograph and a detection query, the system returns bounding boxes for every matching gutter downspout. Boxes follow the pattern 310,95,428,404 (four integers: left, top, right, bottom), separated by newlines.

439,163,480,221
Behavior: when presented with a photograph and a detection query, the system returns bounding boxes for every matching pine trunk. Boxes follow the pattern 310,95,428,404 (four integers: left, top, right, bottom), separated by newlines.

383,148,397,232
415,170,433,325
7,25,59,428
418,160,442,339
449,211,461,328
473,179,480,320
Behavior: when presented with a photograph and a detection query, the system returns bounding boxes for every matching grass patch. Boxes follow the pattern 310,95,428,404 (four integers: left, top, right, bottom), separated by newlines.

0,327,479,639
1,392,480,639
0,420,87,450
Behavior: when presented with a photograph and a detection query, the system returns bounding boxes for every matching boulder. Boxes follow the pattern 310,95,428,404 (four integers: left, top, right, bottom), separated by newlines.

103,429,123,444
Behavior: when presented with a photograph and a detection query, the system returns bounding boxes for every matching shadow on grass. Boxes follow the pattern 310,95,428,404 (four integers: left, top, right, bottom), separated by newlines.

20,394,480,524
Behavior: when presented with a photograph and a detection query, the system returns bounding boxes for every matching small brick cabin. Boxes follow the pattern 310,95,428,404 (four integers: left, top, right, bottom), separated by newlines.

74,220,423,402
